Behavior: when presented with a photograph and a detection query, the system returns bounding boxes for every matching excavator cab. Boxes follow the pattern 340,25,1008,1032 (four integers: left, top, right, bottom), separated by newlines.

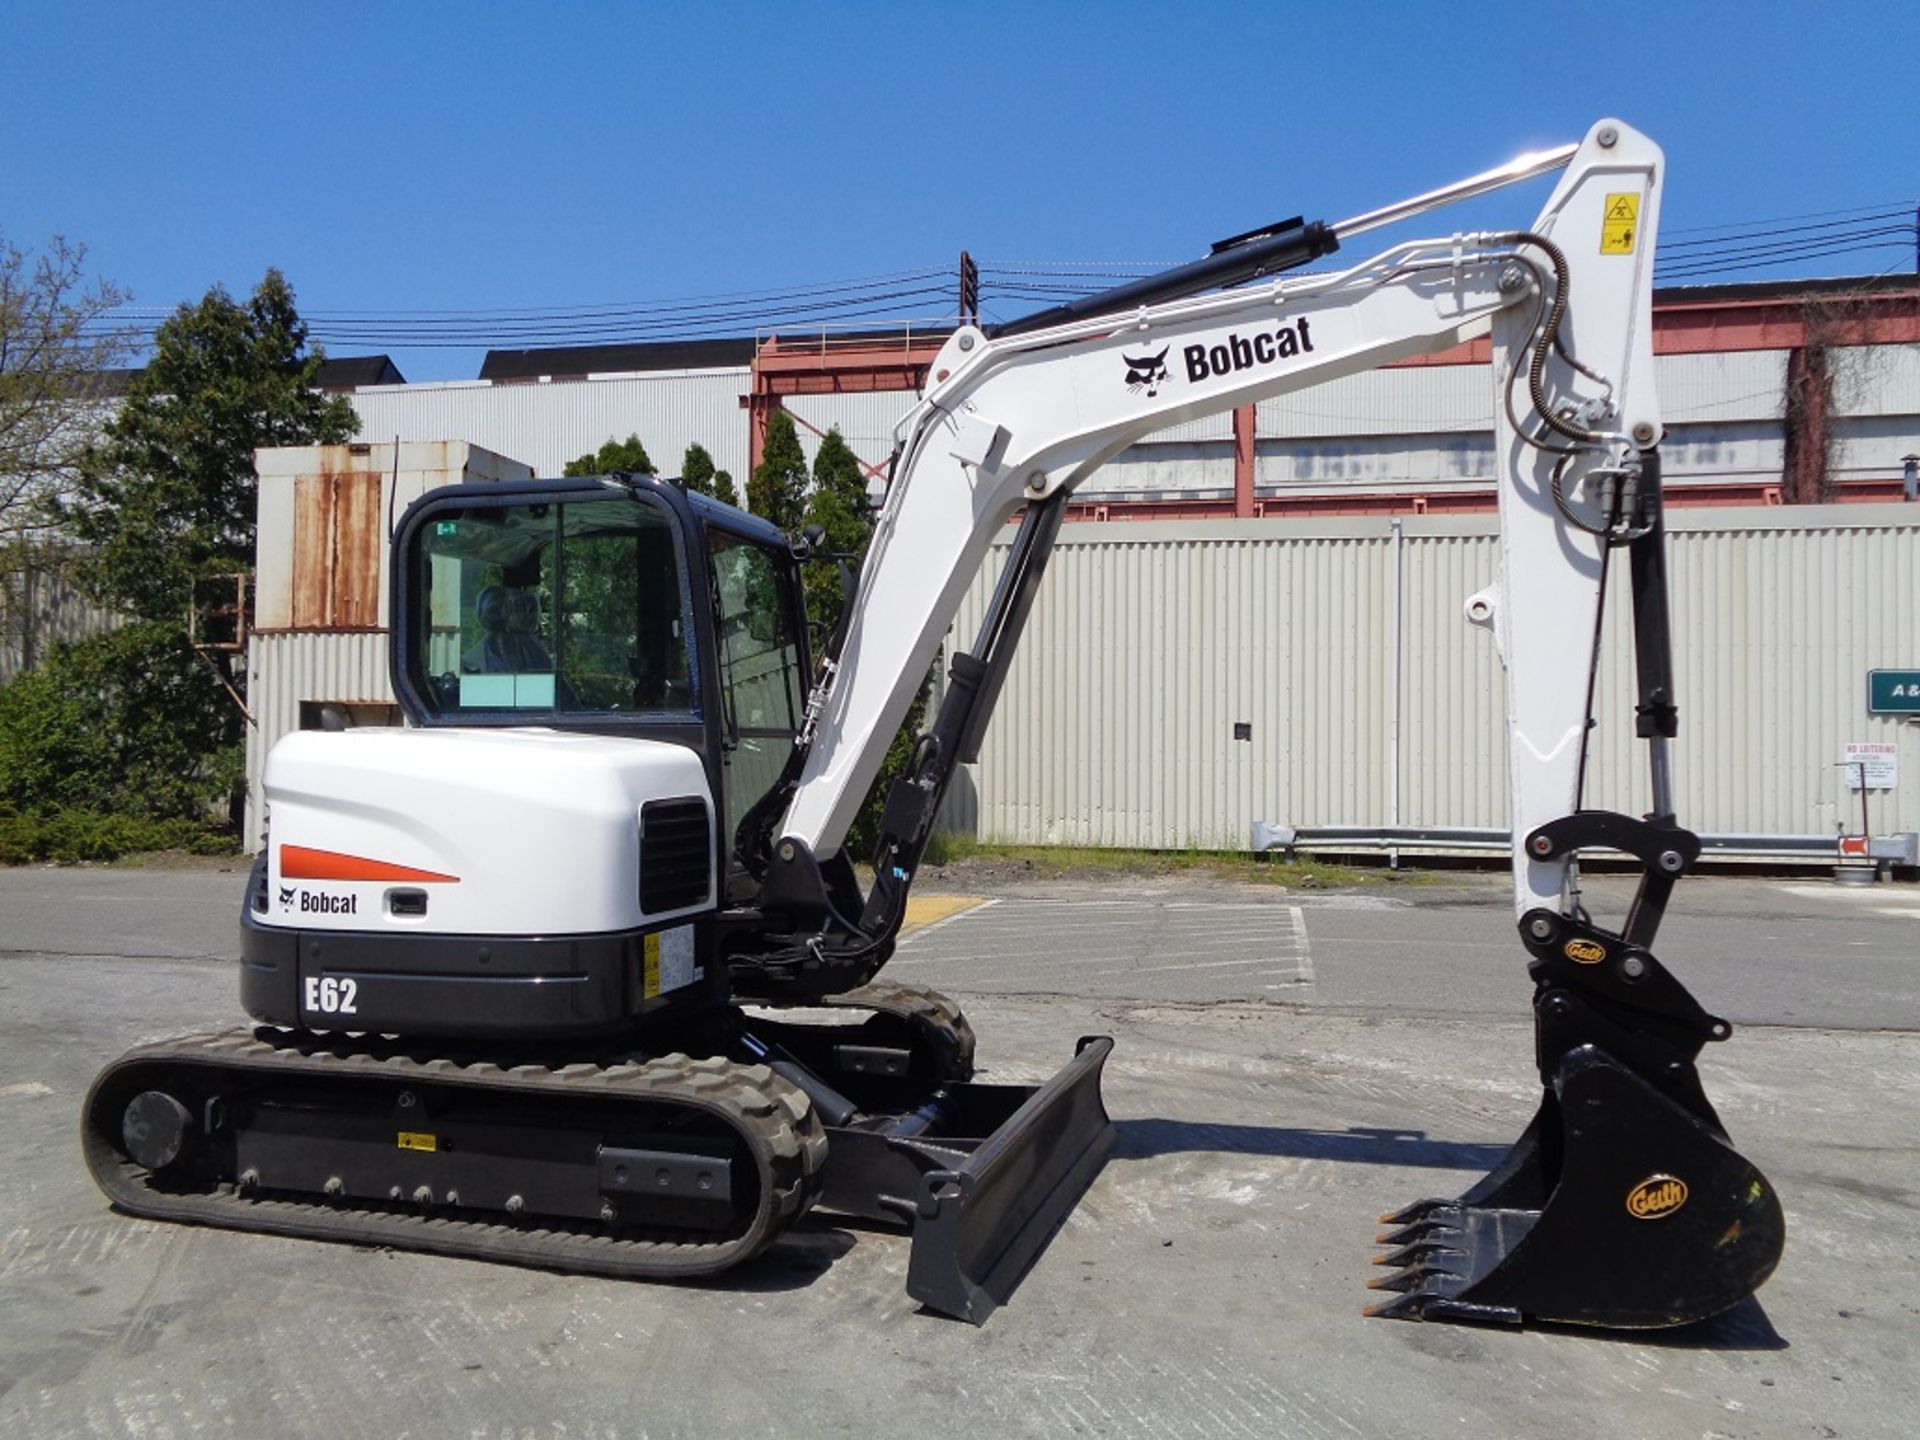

394,474,808,892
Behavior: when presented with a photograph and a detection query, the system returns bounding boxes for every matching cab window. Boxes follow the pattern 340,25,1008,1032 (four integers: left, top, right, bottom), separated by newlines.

415,495,696,717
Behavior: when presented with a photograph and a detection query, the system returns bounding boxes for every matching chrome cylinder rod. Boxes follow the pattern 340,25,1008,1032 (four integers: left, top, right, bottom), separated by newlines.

1333,142,1579,242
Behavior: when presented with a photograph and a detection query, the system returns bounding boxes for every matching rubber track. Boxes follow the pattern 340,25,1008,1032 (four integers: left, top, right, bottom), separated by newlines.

793,980,978,1080
82,1027,829,1280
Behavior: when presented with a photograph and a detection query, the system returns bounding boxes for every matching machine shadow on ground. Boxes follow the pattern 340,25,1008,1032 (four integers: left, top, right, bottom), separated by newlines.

1112,1117,1513,1170
1520,1296,1789,1352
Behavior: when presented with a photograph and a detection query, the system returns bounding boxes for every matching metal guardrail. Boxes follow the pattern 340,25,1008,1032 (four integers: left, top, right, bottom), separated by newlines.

1251,822,1919,865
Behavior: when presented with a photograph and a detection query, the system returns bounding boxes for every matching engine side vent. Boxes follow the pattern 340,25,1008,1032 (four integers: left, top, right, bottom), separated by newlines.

640,797,712,913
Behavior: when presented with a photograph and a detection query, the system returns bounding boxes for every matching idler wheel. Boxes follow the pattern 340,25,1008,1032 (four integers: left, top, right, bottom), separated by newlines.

122,1090,196,1171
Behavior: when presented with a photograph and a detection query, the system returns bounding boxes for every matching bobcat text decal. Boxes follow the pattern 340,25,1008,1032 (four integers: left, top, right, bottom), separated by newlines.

1184,318,1314,382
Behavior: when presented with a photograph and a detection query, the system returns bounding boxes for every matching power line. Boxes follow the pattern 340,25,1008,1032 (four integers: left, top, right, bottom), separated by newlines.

1662,199,1917,237
1658,207,1915,251
84,199,1917,354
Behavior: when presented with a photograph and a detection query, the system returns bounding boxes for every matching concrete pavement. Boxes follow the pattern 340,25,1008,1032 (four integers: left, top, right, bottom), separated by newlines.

1,864,1916,1439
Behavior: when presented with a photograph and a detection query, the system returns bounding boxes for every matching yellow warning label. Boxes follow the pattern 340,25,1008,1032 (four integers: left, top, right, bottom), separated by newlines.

643,931,661,999
1601,192,1640,255
396,1131,437,1152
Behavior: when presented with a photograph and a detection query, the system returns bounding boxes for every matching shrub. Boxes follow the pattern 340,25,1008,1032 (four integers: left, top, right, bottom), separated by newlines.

0,809,232,864
0,621,241,857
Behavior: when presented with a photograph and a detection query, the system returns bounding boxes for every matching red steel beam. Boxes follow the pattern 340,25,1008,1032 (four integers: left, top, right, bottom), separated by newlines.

744,285,1920,514
1056,477,1910,522
1397,285,1920,367
1232,405,1256,517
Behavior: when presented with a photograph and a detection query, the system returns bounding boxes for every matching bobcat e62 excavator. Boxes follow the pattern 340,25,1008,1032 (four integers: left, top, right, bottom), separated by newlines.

86,119,1785,1329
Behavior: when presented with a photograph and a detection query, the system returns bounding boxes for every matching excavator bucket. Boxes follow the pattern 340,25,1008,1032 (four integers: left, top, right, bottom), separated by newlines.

1367,909,1786,1329
1368,1048,1784,1327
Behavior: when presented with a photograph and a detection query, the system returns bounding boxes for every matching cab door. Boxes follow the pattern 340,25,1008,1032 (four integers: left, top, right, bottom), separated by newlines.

705,527,808,869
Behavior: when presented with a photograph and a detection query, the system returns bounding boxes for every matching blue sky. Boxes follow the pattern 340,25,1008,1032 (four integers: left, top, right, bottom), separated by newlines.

4,2,1914,380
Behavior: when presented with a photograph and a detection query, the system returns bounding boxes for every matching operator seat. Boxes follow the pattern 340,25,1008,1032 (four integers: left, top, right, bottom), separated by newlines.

463,584,554,674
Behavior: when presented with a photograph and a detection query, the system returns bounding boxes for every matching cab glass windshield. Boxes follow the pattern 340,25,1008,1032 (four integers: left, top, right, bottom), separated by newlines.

413,494,696,717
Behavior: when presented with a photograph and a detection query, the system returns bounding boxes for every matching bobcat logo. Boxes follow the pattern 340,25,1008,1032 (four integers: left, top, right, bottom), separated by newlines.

278,885,296,908
1123,347,1170,397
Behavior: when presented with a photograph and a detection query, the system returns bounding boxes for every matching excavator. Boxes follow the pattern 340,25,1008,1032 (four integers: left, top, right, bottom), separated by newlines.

85,119,1784,1329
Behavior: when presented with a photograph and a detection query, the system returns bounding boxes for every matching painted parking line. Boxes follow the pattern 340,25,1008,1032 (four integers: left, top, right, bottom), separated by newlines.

897,894,995,940
1289,904,1313,983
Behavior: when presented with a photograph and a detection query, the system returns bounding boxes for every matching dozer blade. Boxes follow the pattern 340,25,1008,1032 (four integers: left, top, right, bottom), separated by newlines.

815,1035,1115,1323
904,1035,1115,1323
1368,1046,1784,1328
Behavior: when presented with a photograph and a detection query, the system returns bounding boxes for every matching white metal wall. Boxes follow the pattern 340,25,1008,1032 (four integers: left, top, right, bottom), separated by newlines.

0,551,119,684
347,370,754,480
243,632,393,849
947,504,1920,848
336,344,1918,498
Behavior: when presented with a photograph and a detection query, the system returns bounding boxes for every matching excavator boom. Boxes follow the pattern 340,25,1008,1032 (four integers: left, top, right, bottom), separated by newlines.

762,118,1784,1328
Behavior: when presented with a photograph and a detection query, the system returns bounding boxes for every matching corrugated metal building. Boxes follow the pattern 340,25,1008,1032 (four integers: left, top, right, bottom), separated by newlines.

944,504,1920,848
243,441,1919,855
339,342,1920,509
0,549,119,685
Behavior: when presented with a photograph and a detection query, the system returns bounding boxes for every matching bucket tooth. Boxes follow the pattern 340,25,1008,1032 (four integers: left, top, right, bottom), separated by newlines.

1363,1292,1435,1321
1379,1197,1450,1226
1366,1262,1453,1294
1374,1216,1457,1247
1374,1239,1461,1269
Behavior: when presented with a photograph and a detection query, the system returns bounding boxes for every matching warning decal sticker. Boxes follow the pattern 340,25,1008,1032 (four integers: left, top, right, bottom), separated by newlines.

1601,193,1640,255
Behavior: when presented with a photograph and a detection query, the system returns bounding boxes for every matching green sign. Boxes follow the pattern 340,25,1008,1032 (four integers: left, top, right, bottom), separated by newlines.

1869,670,1920,714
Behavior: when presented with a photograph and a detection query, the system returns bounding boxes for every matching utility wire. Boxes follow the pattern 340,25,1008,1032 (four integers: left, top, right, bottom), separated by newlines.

82,199,1917,354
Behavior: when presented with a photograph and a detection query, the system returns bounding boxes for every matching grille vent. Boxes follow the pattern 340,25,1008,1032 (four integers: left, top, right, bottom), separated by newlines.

640,798,712,913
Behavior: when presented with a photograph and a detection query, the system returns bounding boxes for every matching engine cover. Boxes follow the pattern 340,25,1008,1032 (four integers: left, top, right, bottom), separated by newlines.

260,727,715,937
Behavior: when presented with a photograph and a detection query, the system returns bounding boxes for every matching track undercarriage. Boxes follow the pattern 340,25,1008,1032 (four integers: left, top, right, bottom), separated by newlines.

83,984,1115,1324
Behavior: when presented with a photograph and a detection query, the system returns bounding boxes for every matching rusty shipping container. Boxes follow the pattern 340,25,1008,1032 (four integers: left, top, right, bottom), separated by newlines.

244,442,533,846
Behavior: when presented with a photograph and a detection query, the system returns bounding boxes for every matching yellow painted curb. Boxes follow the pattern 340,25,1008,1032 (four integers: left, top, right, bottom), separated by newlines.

899,894,987,937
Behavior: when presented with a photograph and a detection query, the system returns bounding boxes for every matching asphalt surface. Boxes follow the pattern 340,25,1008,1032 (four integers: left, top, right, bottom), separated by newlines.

888,871,1920,1031
1,863,1917,1439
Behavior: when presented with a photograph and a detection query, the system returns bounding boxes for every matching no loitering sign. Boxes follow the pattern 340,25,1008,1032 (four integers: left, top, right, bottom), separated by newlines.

1844,742,1898,790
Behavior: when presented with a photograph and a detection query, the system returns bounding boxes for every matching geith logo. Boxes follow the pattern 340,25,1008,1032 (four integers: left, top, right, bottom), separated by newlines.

1563,938,1607,964
1123,346,1170,397
1626,1175,1688,1220
1184,318,1314,383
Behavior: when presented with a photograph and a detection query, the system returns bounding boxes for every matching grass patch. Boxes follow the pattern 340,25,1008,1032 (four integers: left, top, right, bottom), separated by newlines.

926,833,1399,887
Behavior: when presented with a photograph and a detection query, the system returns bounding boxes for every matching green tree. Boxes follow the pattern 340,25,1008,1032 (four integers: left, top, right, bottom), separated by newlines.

800,426,871,636
1,235,132,664
563,433,654,478
797,426,931,858
680,441,739,506
61,269,357,623
46,268,355,839
0,620,240,833
747,409,806,532
1,235,131,548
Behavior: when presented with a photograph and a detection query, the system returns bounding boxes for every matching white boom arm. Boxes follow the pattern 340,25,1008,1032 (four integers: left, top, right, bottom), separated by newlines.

778,119,1663,921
